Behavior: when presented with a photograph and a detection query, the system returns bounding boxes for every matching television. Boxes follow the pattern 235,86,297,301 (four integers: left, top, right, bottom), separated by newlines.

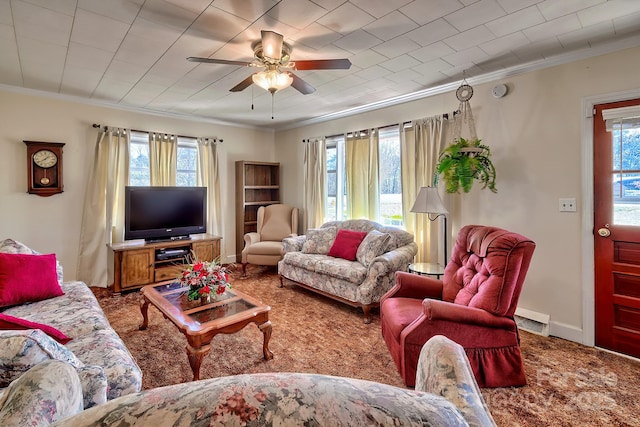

125,186,207,242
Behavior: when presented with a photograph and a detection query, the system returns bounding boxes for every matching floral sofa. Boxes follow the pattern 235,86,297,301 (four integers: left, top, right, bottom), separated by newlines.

278,219,417,323
0,335,496,427
0,238,142,410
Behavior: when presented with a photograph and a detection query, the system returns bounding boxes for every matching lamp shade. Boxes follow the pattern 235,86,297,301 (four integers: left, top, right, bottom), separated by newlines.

410,187,448,214
252,69,293,93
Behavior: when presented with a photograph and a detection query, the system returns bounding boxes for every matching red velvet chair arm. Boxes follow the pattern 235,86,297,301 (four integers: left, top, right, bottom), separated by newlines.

384,271,444,300
422,299,517,331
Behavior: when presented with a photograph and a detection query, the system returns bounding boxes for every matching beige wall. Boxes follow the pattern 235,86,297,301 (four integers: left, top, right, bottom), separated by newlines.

0,89,276,281
275,45,640,343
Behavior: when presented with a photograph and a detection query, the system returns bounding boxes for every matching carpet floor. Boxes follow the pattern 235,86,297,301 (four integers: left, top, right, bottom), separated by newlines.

94,265,640,427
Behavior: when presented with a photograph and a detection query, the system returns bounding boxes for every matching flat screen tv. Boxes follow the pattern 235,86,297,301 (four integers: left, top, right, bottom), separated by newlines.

125,186,207,242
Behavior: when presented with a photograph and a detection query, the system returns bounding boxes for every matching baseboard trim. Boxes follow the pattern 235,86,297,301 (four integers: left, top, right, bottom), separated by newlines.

548,321,584,344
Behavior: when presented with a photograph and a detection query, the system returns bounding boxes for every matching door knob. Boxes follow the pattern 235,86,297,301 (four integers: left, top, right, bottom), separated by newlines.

597,228,611,237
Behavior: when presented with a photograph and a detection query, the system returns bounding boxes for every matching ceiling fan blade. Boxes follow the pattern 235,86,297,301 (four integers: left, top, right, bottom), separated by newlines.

292,59,351,70
229,74,256,92
261,30,284,61
187,57,251,67
290,73,315,95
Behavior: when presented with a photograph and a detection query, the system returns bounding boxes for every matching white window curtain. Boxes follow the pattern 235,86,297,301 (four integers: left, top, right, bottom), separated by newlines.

303,138,326,230
401,116,450,264
346,130,380,220
149,132,177,186
77,127,129,287
197,138,223,258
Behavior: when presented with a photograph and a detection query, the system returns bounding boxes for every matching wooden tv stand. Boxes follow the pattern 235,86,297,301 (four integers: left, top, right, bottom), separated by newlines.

108,234,222,293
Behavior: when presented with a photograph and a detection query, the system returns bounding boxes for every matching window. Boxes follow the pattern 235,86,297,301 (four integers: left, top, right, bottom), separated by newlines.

324,126,403,226
129,131,150,186
128,131,198,187
176,137,198,186
378,126,402,226
612,122,640,225
326,135,346,222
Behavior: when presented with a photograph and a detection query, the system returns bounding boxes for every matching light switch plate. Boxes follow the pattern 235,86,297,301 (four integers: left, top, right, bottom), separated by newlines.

559,198,577,212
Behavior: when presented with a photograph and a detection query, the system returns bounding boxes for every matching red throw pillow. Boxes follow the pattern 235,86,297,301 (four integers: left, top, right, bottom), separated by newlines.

0,253,64,308
328,229,368,261
0,313,71,344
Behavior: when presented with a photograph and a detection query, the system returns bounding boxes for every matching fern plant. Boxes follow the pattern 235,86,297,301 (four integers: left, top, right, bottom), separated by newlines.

434,137,497,193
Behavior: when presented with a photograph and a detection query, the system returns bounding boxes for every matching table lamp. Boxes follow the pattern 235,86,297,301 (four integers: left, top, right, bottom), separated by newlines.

410,186,448,266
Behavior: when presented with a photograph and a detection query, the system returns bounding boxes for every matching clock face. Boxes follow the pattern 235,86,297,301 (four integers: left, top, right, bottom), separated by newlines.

33,149,58,168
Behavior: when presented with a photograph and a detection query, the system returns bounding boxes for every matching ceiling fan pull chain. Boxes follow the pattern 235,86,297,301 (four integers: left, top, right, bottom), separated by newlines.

271,94,274,120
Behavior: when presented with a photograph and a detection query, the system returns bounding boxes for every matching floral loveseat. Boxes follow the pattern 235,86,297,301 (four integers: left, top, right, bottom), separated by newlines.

0,336,496,426
0,238,142,410
278,219,417,323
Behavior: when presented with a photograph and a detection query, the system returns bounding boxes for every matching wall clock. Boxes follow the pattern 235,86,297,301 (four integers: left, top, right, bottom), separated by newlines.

23,141,65,197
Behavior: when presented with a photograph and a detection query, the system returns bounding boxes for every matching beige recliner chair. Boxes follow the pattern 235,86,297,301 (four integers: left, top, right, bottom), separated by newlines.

242,204,298,274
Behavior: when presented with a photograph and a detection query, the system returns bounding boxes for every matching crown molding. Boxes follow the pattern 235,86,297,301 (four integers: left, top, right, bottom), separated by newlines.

276,33,640,131
0,84,266,131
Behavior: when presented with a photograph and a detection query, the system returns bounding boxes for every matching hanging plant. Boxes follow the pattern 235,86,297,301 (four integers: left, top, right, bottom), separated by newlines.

434,137,497,193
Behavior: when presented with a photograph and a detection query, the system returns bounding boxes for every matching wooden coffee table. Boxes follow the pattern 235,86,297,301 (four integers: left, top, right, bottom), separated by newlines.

139,282,273,381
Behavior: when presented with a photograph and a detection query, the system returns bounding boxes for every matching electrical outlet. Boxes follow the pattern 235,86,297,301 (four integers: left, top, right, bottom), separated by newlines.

559,198,577,212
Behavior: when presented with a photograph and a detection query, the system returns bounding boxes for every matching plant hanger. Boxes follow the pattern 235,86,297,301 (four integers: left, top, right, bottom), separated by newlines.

452,73,478,142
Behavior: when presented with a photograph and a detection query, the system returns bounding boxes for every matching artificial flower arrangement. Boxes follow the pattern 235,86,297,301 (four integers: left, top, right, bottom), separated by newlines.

178,258,231,302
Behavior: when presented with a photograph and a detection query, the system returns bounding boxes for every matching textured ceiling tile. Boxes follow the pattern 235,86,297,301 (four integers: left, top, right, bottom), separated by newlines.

350,0,412,19
405,19,459,47
78,0,144,24
371,36,421,59
60,67,103,96
348,49,388,68
522,14,582,43
0,0,13,26
538,0,604,21
495,0,542,14
317,2,375,35
411,58,453,76
557,21,614,50
577,0,640,27
442,46,489,66
400,0,463,26
332,29,382,54
612,11,640,36
0,22,15,41
13,1,73,46
479,31,529,56
212,0,278,22
379,54,422,72
409,41,456,63
70,8,131,52
267,0,327,30
0,38,22,86
92,78,135,101
443,26,496,51
485,6,545,38
65,42,113,71
362,11,418,41
103,59,148,84
289,23,342,49
444,0,506,32
137,0,199,32
22,0,77,16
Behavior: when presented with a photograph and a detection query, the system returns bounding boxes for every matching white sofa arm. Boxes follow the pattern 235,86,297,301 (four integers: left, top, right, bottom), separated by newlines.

0,360,84,427
416,336,497,427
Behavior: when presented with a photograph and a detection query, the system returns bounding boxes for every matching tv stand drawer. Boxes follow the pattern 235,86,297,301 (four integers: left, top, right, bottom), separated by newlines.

155,265,184,282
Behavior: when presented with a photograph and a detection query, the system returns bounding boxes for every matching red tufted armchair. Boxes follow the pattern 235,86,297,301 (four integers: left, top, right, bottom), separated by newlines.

380,224,536,388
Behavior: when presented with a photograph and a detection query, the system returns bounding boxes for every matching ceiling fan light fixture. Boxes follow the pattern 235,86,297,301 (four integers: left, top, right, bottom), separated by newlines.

252,69,293,94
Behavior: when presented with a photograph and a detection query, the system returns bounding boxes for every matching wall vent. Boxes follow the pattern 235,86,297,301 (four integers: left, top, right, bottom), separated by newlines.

515,307,550,336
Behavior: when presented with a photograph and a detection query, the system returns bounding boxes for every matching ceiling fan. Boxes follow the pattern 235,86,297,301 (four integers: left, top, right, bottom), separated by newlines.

187,30,351,95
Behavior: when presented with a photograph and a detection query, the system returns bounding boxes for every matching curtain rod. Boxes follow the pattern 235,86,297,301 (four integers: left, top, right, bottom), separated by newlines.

92,124,223,143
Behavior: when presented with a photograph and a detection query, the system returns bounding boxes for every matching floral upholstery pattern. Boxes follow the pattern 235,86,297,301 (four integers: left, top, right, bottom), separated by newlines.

0,329,107,409
0,360,84,427
0,329,83,386
0,239,142,408
356,229,391,267
1,281,142,404
279,220,417,321
301,226,337,254
0,337,493,427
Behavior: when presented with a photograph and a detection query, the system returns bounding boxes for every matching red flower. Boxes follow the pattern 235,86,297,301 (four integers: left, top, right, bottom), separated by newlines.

199,285,210,295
